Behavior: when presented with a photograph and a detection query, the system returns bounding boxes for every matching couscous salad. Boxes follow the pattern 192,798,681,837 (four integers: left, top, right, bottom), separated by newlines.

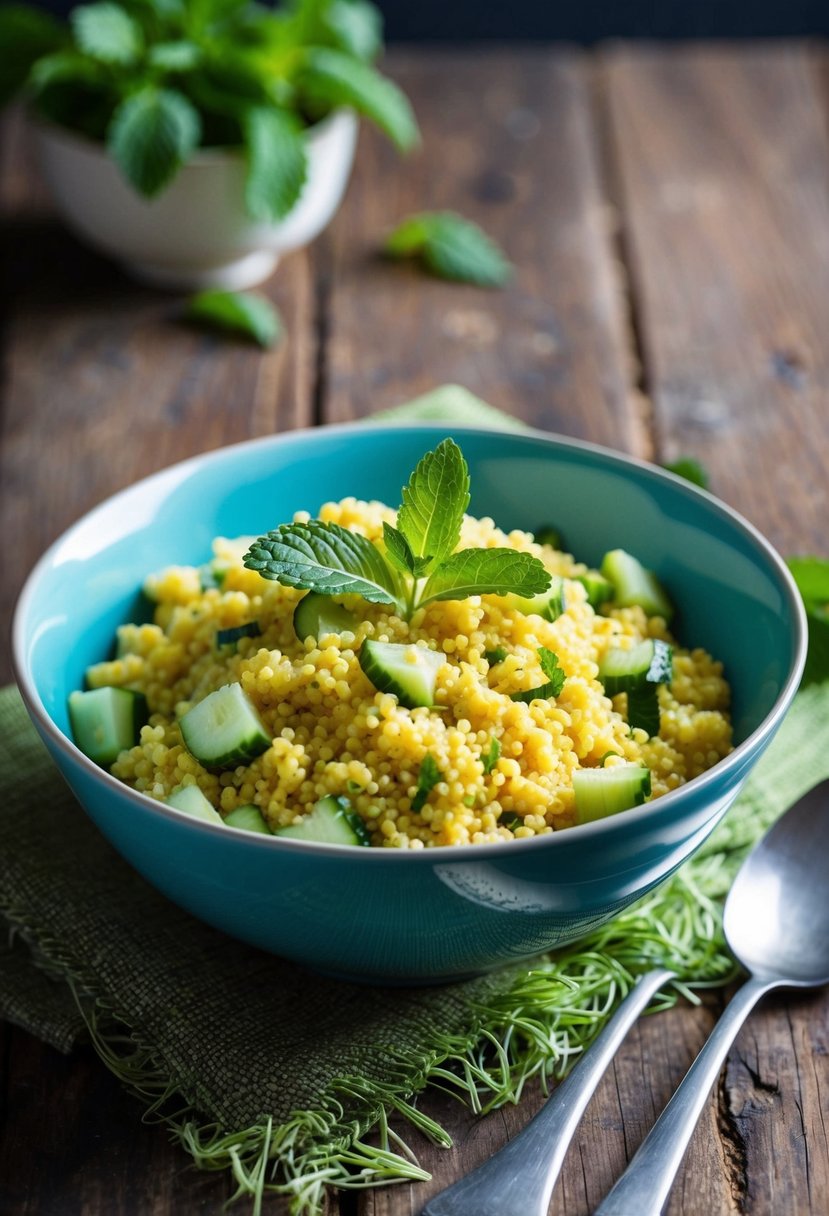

68,439,732,847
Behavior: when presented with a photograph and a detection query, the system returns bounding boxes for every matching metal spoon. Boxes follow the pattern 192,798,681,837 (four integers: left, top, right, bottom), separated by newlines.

595,777,829,1216
421,965,676,1216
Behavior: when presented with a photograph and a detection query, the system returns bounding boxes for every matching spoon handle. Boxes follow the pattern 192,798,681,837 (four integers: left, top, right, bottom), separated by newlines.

594,974,777,1216
421,967,675,1216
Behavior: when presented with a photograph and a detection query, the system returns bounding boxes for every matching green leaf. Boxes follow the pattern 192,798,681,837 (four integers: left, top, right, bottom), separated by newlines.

148,40,202,71
324,0,383,62
71,2,143,65
396,438,470,572
299,46,418,150
663,457,710,489
244,521,404,607
185,290,282,348
419,548,551,609
411,753,441,812
108,87,201,197
510,647,566,703
482,737,501,775
0,5,65,105
243,105,308,222
382,522,431,578
787,556,829,687
385,211,512,287
28,50,105,94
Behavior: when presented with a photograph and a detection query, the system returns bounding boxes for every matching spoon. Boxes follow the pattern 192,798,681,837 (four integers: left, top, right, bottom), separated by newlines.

422,778,829,1216
594,776,829,1215
421,965,676,1216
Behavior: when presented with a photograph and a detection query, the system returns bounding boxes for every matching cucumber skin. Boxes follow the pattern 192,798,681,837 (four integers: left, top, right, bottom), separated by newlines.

68,687,147,767
179,684,271,772
358,639,443,709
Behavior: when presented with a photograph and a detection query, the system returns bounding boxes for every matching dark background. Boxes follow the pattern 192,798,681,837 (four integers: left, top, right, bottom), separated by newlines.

31,0,829,40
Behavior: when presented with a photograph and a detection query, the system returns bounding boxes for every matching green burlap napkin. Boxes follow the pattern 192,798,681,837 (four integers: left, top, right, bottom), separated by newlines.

2,392,827,1214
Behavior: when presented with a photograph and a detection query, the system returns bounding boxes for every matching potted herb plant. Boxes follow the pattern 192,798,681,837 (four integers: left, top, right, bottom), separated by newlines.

0,0,418,288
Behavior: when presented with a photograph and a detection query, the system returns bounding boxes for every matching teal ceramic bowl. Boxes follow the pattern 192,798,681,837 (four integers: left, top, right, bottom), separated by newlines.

13,426,806,983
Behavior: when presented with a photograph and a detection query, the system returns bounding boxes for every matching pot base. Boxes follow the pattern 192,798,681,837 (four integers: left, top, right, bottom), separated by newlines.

123,249,279,292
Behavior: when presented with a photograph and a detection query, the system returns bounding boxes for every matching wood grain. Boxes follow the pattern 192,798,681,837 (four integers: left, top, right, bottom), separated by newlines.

320,50,642,448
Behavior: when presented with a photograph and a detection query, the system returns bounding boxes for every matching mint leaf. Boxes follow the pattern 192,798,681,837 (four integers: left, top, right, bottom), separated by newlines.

664,457,710,489
396,438,470,572
482,737,501,775
186,290,282,348
510,647,566,703
108,87,201,197
299,47,419,151
382,522,430,578
324,0,383,62
28,50,104,94
787,556,829,686
485,647,508,666
419,548,551,609
245,522,404,608
148,40,202,71
244,106,308,222
71,2,143,65
386,212,511,287
0,4,65,105
411,754,441,812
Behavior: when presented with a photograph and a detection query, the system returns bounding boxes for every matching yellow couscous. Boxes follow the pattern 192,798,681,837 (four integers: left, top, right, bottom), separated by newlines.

87,494,733,849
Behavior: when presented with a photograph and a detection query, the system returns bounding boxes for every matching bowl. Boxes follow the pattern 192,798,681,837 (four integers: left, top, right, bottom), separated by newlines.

12,425,807,983
32,109,358,291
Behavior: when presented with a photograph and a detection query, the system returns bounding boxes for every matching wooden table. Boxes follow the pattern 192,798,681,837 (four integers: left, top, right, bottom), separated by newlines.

2,42,828,1216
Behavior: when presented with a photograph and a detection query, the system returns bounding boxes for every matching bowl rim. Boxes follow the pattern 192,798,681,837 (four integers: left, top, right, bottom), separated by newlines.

12,421,809,861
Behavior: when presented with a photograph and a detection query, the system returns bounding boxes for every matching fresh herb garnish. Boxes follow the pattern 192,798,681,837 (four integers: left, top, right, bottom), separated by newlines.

510,647,566,703
186,290,283,349
787,557,829,686
482,737,501,774
385,211,512,287
663,457,710,490
245,439,551,620
411,754,441,812
485,647,508,666
2,0,417,209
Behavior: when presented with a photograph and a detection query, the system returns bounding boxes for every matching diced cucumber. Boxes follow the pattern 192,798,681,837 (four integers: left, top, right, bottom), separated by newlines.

167,784,223,824
599,639,673,736
179,683,271,771
68,687,148,767
577,573,615,610
216,621,261,649
358,639,444,709
505,575,566,623
573,765,651,824
293,592,358,642
598,639,673,695
274,795,371,846
224,804,271,834
600,549,674,621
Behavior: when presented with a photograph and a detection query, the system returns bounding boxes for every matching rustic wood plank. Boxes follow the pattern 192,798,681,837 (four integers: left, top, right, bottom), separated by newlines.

321,49,642,448
600,41,829,1214
0,109,315,685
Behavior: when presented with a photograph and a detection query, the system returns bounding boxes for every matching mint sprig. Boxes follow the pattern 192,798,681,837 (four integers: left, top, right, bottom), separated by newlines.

385,212,512,287
510,647,566,703
245,522,405,610
108,87,201,197
245,439,551,621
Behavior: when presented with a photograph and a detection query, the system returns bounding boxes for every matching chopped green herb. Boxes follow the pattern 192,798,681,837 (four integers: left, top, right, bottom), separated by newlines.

663,457,710,489
411,754,441,812
485,647,508,666
462,794,476,808
346,779,363,794
510,647,566,704
385,211,512,287
500,812,522,831
482,737,501,775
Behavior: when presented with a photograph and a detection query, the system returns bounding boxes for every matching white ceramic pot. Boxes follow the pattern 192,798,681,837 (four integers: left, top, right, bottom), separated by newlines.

33,108,358,290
